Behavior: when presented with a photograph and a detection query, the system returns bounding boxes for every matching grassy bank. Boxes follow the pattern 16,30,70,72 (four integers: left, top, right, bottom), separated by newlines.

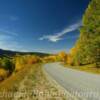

63,63,100,74
0,63,67,100
0,64,33,100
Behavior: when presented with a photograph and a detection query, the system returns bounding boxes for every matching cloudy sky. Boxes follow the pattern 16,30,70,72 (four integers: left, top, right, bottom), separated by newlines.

0,0,90,53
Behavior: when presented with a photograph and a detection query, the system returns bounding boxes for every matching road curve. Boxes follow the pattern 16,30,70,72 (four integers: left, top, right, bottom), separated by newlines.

44,62,100,100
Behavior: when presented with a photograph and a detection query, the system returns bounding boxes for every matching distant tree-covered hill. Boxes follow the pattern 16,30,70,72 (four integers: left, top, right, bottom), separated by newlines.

0,49,49,57
71,0,100,67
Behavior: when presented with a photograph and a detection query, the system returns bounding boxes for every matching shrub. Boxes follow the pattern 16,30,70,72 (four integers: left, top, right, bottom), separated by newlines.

15,55,41,72
15,56,25,72
43,55,57,63
0,68,9,81
57,51,67,62
1,57,15,72
27,55,41,64
66,54,73,65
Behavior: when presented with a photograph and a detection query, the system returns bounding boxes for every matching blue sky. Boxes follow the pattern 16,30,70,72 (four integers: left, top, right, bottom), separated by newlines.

0,0,90,53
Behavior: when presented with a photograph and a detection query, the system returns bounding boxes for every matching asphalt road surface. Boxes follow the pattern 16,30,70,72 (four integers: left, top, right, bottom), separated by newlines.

44,62,100,100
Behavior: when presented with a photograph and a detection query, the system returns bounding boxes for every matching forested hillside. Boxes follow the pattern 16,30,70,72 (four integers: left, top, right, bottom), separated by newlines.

0,49,49,57
71,0,100,67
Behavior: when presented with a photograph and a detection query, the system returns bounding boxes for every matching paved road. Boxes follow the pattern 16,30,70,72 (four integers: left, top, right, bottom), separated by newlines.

44,62,100,100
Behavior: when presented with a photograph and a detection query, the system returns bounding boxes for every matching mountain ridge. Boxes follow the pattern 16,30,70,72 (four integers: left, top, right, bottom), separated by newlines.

0,49,49,57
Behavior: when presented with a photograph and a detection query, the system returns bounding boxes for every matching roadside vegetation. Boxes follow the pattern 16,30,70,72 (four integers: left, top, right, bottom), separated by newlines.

0,0,99,99
71,0,100,68
0,54,67,100
0,55,41,82
58,0,100,74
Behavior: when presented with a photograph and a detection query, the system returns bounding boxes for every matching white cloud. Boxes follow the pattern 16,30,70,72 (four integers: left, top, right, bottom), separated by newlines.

0,15,19,21
39,21,82,42
0,30,21,51
0,35,12,41
9,16,19,21
0,38,23,51
0,29,18,36
0,41,19,51
32,48,69,54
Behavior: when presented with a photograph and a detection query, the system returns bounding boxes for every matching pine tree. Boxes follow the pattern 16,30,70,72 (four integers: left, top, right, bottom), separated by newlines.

73,0,100,67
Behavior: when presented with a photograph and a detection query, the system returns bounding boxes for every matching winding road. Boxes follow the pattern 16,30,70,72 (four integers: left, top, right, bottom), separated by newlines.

44,62,100,100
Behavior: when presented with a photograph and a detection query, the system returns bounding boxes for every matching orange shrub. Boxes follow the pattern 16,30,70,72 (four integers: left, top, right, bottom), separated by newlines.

27,56,40,64
43,55,57,63
15,55,41,72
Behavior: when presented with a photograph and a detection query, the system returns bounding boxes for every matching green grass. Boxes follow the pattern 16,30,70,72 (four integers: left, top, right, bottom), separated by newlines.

63,63,100,74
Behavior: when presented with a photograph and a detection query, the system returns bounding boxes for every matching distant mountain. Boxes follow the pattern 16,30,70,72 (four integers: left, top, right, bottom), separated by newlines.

0,49,49,57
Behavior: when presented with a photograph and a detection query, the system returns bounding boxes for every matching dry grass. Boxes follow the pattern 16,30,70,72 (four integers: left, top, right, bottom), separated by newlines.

0,63,66,100
0,64,32,100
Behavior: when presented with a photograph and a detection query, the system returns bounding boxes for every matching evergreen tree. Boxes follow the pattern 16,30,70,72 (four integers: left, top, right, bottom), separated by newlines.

73,0,100,67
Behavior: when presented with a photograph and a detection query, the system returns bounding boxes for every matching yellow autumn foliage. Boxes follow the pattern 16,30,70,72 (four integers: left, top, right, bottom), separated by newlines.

27,56,40,64
15,55,41,72
0,68,8,81
43,55,57,63
15,57,25,71
57,51,67,61
66,54,73,65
